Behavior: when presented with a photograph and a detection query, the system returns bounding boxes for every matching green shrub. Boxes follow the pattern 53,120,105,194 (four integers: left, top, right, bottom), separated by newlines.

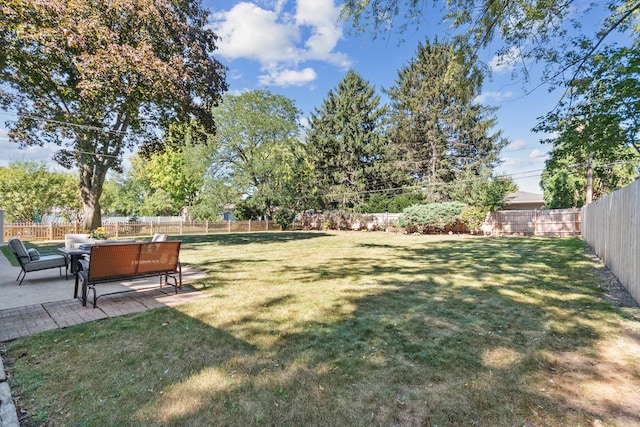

274,210,296,230
460,206,488,233
399,201,467,233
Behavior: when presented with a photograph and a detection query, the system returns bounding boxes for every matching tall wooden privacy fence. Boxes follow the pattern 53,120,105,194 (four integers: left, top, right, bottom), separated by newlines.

582,179,640,304
3,220,279,242
486,208,581,236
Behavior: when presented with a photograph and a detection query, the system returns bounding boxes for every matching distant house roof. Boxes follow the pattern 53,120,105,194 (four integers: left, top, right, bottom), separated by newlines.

503,191,544,210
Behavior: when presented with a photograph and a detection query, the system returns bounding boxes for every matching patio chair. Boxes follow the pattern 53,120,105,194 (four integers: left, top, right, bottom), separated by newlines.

151,233,168,242
8,237,68,285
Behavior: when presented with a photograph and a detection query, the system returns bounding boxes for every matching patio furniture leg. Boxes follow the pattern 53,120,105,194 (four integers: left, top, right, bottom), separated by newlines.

16,270,26,286
74,273,80,299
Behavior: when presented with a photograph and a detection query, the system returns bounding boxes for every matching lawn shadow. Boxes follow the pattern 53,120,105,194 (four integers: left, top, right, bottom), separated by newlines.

6,307,257,426
179,231,332,246
216,236,632,424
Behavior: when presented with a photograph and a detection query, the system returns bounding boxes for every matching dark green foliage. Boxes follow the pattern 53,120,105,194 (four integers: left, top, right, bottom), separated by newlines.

385,38,508,200
536,44,640,207
539,146,639,208
234,199,263,221
274,209,296,230
306,70,398,210
357,193,426,213
399,201,467,232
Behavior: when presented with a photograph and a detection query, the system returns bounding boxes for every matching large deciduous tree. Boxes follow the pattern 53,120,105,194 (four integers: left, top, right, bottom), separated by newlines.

210,90,303,219
536,44,640,159
540,145,639,208
535,43,640,206
385,38,508,199
306,70,394,210
0,0,227,230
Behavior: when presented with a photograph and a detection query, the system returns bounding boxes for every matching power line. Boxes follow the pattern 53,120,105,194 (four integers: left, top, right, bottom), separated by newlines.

319,158,640,201
0,110,128,136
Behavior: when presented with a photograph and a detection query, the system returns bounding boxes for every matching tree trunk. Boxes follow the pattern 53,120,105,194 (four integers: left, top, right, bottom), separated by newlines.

82,200,102,231
79,162,108,231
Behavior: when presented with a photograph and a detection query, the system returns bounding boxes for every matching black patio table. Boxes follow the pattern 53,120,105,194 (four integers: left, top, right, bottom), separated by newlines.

56,246,91,275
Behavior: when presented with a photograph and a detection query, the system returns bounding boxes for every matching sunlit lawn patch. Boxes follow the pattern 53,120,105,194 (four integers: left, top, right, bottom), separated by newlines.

4,232,640,426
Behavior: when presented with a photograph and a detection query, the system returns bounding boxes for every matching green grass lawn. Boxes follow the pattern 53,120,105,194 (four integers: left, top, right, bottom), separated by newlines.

3,232,640,426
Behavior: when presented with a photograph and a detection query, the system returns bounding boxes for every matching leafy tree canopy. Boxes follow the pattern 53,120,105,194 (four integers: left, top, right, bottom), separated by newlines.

536,43,640,206
0,161,81,222
540,143,639,208
536,43,640,159
0,0,227,229
210,90,303,219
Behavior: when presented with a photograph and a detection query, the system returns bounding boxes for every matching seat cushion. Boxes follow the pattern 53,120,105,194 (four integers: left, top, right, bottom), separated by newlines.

23,254,67,272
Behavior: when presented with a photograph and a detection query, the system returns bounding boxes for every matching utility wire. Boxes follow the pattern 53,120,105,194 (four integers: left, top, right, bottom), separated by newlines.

0,111,128,136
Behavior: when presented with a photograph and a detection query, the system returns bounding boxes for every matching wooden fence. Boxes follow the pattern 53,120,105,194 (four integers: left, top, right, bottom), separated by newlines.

582,179,640,304
485,208,581,236
3,220,279,242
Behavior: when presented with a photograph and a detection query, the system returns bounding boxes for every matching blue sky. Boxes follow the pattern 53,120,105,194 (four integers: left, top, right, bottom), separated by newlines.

0,0,617,194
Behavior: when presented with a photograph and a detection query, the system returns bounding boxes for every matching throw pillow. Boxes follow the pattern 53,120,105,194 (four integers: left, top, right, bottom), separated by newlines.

28,248,41,261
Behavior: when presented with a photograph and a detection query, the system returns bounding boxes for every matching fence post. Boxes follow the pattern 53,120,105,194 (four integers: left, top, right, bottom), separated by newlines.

180,220,183,235
205,220,209,234
249,219,251,232
49,222,53,240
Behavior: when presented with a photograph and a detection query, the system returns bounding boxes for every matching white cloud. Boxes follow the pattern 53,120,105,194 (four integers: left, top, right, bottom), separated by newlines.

212,2,299,63
210,1,351,87
295,0,351,67
489,47,521,73
501,153,547,168
258,67,317,86
529,149,548,159
474,90,513,104
504,139,527,151
502,157,531,168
